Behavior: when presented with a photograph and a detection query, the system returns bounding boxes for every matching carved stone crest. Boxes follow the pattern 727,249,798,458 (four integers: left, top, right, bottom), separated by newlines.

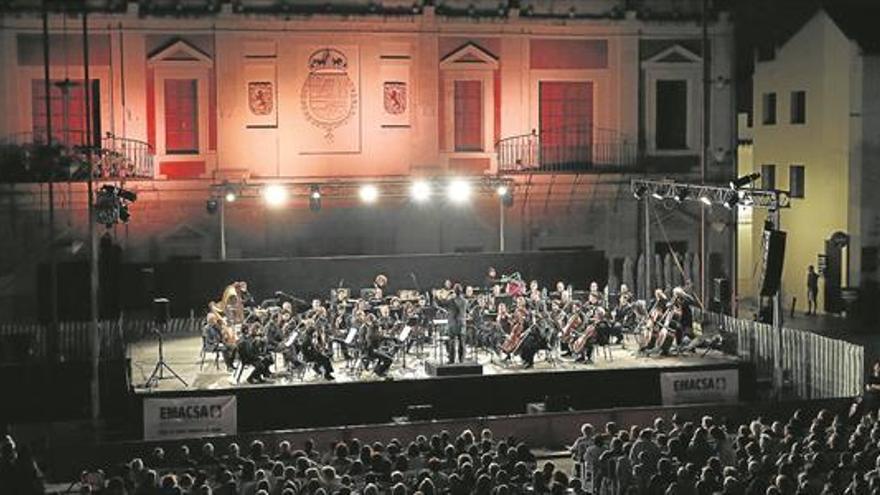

248,81,274,116
301,48,357,141
383,81,406,115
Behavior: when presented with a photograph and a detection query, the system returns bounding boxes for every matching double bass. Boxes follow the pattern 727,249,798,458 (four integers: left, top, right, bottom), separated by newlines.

500,298,529,354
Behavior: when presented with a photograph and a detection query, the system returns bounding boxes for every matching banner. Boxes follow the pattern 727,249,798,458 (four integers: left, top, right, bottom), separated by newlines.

143,396,237,441
660,368,739,405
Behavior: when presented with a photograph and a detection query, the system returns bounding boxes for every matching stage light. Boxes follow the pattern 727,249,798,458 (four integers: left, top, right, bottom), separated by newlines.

410,180,431,203
724,194,739,210
119,204,130,223
359,184,379,203
673,188,689,203
206,199,219,214
262,184,287,207
633,185,647,200
447,179,471,204
699,194,713,206
117,188,137,202
309,185,322,212
730,172,761,190
651,189,664,200
496,185,509,197
225,191,237,203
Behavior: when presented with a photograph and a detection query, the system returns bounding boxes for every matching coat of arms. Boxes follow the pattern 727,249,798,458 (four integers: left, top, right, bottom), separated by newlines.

301,48,357,141
383,82,407,115
248,81,274,116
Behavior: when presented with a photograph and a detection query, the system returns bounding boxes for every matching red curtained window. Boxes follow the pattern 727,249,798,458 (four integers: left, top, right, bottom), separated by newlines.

164,79,199,154
454,80,483,152
539,81,593,167
32,79,96,147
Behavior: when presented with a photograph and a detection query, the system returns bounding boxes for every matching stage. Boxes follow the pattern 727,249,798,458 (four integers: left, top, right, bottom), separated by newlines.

128,333,754,432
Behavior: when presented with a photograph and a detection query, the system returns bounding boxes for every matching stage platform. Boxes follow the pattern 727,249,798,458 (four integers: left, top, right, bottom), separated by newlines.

128,334,754,432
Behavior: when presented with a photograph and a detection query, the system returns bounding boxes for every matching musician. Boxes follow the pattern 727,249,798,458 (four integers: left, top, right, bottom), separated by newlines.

204,313,236,371
440,283,468,363
373,274,389,300
363,314,394,377
301,321,335,380
484,267,499,292
238,323,273,384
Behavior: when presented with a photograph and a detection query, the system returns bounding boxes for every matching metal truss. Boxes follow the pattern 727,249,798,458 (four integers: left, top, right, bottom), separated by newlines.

630,178,790,210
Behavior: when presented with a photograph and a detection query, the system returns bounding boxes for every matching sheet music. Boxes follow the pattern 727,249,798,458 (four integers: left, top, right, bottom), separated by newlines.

345,327,358,344
284,331,298,347
432,319,448,325
398,326,411,342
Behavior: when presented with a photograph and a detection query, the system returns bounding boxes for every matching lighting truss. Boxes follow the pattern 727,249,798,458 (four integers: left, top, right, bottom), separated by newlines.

209,176,514,202
630,179,790,211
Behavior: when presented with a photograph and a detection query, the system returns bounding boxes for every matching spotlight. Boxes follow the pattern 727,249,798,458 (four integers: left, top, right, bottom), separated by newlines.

206,199,219,214
225,191,237,203
673,188,689,203
359,184,379,203
729,172,761,190
410,180,431,203
119,204,130,223
496,185,509,197
262,184,287,207
651,189,664,200
699,194,713,206
447,179,471,204
633,185,647,200
309,185,322,212
117,189,137,202
724,194,739,210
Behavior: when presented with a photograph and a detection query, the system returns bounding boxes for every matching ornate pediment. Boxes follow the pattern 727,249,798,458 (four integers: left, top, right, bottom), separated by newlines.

440,42,499,70
644,44,701,65
148,39,213,67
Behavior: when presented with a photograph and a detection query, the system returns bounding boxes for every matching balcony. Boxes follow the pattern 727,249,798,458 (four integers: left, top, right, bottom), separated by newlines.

0,131,154,182
496,125,639,174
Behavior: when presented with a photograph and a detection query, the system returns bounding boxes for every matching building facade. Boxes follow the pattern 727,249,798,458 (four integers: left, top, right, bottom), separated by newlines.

0,0,736,318
738,6,880,314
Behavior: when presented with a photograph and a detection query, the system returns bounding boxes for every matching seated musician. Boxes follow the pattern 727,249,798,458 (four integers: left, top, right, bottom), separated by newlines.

238,323,273,384
301,322,335,381
484,267,499,292
363,313,393,377
204,313,236,371
373,274,388,300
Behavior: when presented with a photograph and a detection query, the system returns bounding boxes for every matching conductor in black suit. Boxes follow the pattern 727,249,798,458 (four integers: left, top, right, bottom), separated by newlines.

442,284,469,363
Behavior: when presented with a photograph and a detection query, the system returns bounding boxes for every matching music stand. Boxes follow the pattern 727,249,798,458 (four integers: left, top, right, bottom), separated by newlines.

145,298,188,388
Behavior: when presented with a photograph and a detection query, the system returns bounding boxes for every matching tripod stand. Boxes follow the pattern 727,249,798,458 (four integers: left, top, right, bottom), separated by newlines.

145,325,188,388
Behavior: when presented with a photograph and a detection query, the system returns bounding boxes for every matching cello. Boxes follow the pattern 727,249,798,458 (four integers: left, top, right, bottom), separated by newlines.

500,298,529,354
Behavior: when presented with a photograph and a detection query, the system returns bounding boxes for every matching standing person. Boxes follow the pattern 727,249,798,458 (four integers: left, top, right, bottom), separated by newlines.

807,266,819,315
442,284,468,363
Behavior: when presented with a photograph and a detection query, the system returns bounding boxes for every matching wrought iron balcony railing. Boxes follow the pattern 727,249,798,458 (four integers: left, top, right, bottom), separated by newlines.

0,131,155,182
496,126,639,173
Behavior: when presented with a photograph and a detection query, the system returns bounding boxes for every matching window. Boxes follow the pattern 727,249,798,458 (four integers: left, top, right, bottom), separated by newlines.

453,80,482,152
761,164,776,190
762,92,776,125
31,79,101,147
791,90,806,124
164,79,199,154
655,80,688,150
790,165,805,198
539,81,593,167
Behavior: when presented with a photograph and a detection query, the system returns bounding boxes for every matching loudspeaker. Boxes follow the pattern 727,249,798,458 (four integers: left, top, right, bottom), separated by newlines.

759,229,787,297
153,297,170,325
425,361,484,377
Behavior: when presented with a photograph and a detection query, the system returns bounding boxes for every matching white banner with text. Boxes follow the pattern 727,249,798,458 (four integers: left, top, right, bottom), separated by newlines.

660,369,739,405
143,396,237,441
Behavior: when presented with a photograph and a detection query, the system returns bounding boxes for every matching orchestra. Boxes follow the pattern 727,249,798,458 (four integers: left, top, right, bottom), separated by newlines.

204,273,699,384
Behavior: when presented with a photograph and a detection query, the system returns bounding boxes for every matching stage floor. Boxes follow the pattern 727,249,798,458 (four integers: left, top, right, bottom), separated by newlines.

129,333,739,394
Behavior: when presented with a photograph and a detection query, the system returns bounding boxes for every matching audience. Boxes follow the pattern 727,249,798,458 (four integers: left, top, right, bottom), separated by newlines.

6,406,880,494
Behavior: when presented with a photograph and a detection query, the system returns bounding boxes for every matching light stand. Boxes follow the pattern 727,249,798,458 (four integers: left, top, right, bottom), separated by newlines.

145,323,188,389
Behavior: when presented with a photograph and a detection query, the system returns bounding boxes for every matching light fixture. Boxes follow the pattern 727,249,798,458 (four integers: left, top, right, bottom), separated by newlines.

410,180,431,203
225,191,237,203
359,184,379,203
633,185,647,200
673,188,688,203
724,194,739,210
262,184,287,207
206,199,219,214
496,185,509,197
651,189,664,200
447,178,472,204
699,194,713,206
730,172,761,190
309,185,322,212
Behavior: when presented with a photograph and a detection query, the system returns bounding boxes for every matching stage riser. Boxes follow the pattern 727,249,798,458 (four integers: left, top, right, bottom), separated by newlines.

134,363,755,433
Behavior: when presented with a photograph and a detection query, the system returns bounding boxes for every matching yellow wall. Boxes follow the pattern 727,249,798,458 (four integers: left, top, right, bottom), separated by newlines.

747,12,857,313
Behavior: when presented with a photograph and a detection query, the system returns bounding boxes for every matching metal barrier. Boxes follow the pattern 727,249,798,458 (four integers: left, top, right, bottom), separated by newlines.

702,311,864,399
0,316,199,364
